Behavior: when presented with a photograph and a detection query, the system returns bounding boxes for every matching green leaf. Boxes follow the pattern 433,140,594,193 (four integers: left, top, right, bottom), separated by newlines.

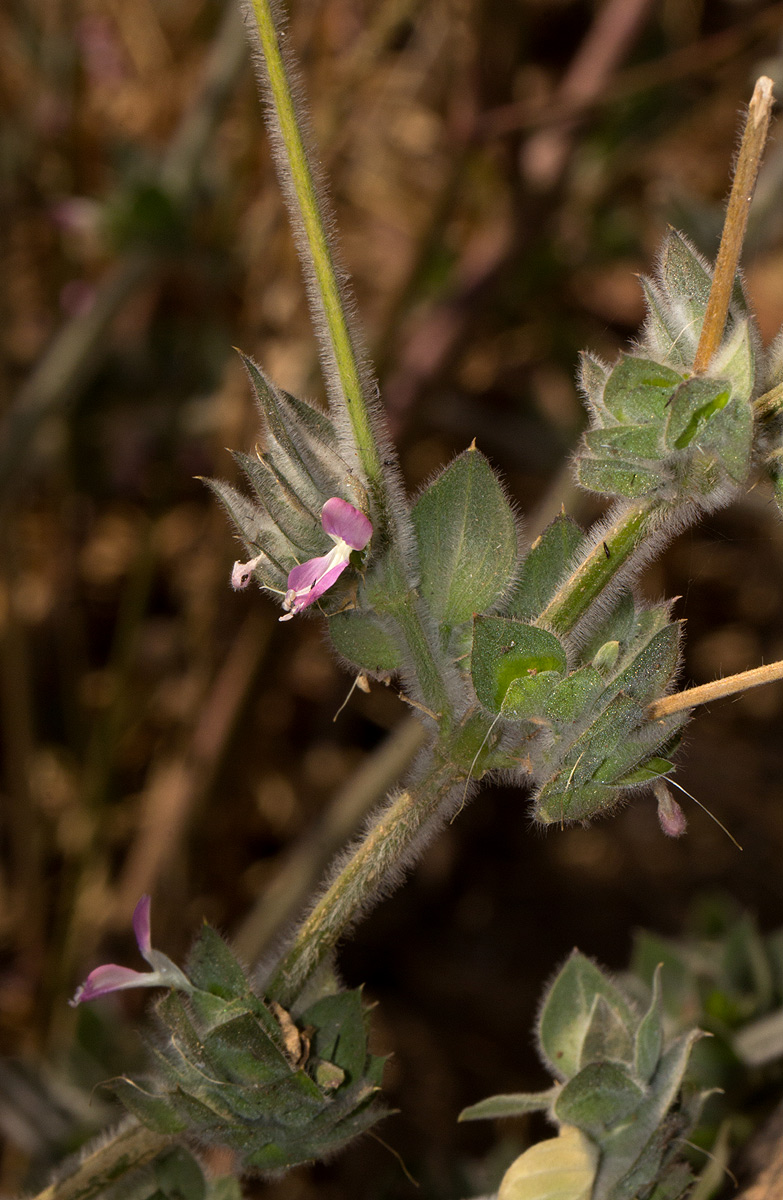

201,479,289,589
301,989,368,1084
459,1090,557,1121
508,513,584,620
471,616,567,715
602,356,682,425
534,780,618,825
577,456,665,500
545,666,605,725
710,317,756,405
538,952,635,1081
634,966,664,1083
554,1062,644,1135
607,624,681,706
593,1030,702,1200
615,757,674,788
328,610,402,674
697,391,754,483
110,1078,188,1134
580,995,634,1068
582,424,664,463
203,1013,294,1084
186,926,252,1001
579,351,612,423
664,378,731,451
412,447,518,625
233,451,323,554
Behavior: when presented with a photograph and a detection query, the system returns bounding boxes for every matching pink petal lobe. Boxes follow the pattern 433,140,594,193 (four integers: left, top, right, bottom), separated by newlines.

286,552,336,596
321,498,372,550
133,894,152,959
70,965,151,1006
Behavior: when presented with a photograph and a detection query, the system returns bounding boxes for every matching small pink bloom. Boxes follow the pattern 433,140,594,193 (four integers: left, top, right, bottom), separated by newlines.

230,498,372,618
280,498,372,621
69,895,191,1006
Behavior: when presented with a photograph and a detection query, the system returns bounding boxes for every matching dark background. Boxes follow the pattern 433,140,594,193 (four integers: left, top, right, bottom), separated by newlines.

3,0,783,1195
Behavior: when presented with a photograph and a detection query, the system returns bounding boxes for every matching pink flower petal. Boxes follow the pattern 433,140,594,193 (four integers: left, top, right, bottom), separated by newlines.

280,554,350,620
69,965,152,1006
286,551,337,596
321,498,372,550
133,895,152,959
231,554,262,590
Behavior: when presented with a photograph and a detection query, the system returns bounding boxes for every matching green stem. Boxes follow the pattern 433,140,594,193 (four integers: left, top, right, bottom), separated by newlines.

32,1122,170,1200
246,0,384,500
245,0,454,717
266,752,457,1006
536,501,652,636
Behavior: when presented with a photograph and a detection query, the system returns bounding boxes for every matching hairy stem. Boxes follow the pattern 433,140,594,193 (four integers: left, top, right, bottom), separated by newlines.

244,0,453,719
536,501,652,636
32,1122,170,1200
265,752,458,1006
245,0,384,499
648,658,783,720
693,75,774,375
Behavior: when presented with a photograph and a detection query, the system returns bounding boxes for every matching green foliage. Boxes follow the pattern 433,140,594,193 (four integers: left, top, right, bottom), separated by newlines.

411,446,518,627
527,598,685,824
108,926,386,1173
327,609,403,674
631,900,783,1072
461,951,707,1200
471,616,566,718
506,512,584,621
576,231,757,504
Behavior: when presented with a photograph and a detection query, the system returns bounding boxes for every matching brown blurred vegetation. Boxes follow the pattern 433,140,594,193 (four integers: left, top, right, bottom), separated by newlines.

3,0,783,1195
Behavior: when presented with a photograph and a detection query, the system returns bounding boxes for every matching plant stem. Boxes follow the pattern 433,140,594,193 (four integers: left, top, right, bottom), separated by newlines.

266,753,457,1006
536,501,652,636
32,1122,170,1200
692,75,774,375
244,0,454,717
245,0,384,500
234,715,427,963
647,659,783,720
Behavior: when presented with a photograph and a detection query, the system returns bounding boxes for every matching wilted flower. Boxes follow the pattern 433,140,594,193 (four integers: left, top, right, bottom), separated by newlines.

232,497,372,620
654,780,687,838
69,895,191,1006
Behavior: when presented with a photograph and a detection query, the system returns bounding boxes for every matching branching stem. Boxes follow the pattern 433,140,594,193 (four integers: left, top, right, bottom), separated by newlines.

265,754,458,1007
692,75,774,375
647,659,783,720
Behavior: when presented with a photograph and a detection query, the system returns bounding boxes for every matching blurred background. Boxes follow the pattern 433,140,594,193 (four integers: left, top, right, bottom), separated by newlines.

4,0,783,1195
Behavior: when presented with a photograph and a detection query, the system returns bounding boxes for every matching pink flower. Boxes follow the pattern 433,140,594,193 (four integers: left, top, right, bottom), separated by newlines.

232,498,372,620
69,896,191,1006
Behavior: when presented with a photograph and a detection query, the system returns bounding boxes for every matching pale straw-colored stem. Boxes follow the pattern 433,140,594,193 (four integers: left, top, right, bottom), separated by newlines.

692,76,774,375
647,659,783,721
